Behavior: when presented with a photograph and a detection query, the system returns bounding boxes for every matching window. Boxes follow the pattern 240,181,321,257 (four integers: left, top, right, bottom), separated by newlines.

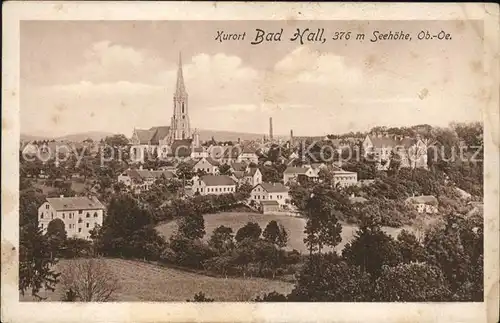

78,218,83,223
94,212,98,218
46,204,49,209
86,212,90,218
40,213,44,219
78,228,82,233
86,223,90,228
62,213,65,219
69,213,72,219
78,210,83,214
51,213,54,219
41,223,44,229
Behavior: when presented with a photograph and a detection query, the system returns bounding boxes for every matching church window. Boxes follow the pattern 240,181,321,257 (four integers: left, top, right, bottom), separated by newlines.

182,103,185,114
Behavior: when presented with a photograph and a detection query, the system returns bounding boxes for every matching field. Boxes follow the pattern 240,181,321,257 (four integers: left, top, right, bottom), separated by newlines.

156,212,413,253
20,258,294,302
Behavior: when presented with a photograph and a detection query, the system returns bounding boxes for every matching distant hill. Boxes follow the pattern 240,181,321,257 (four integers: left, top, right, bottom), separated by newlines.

21,131,115,143
21,129,289,144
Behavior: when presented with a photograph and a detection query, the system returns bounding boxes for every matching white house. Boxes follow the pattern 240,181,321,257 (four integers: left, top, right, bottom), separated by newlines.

332,170,358,188
191,146,208,159
404,195,439,214
38,196,105,240
118,168,175,192
283,166,317,185
232,167,262,187
250,182,289,207
192,157,220,175
237,145,259,164
362,133,428,170
191,175,237,196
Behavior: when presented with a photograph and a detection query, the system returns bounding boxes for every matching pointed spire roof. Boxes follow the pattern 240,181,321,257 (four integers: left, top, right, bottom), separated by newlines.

175,52,186,95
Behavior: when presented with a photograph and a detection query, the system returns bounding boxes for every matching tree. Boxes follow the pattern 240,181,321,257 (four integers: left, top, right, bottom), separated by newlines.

46,218,67,258
208,225,235,253
254,291,288,302
263,220,288,248
96,193,166,259
289,257,373,302
235,222,262,243
187,291,215,302
19,224,60,299
103,134,129,147
178,213,206,240
374,263,451,301
302,186,342,257
342,224,402,278
396,229,427,263
176,162,194,181
59,258,120,301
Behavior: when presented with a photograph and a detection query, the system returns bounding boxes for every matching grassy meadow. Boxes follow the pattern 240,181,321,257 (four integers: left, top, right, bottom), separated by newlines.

155,212,414,253
20,258,294,302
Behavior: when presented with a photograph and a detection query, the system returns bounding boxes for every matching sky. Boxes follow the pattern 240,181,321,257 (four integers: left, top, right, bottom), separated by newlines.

20,20,484,137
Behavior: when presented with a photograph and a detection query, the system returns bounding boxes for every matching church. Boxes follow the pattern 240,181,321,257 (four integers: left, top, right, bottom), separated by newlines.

130,53,200,162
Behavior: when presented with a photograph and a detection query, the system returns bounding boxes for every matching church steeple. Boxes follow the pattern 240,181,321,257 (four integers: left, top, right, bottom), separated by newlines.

169,51,191,143
175,52,186,95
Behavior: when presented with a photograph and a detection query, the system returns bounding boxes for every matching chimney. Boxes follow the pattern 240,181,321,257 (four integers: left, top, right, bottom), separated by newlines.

290,129,294,147
269,117,274,142
238,137,241,144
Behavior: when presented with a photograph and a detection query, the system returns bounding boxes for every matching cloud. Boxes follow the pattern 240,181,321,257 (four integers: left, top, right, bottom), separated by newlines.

273,47,363,85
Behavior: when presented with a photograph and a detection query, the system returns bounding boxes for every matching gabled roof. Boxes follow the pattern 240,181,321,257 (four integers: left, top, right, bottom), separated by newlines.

222,145,242,159
241,145,258,154
246,168,259,176
124,169,175,182
258,182,288,193
231,162,247,172
149,126,171,145
405,195,438,206
200,175,236,186
284,166,309,174
46,196,105,211
134,129,155,145
232,171,245,179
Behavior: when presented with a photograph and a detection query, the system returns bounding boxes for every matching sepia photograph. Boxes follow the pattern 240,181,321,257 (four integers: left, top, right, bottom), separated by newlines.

2,2,499,323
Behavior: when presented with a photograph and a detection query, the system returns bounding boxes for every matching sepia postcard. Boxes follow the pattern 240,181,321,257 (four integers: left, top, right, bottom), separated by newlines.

2,2,499,323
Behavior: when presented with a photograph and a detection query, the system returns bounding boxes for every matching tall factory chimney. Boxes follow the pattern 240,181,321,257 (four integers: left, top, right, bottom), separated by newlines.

269,117,274,142
290,129,294,147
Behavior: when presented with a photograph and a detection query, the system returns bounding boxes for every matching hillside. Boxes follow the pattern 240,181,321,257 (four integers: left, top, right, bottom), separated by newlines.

19,258,294,302
21,129,290,143
21,131,115,143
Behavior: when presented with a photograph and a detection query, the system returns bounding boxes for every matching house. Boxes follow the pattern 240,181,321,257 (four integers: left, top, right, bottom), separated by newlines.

332,170,358,188
118,168,175,192
221,145,242,164
191,146,208,159
404,195,439,214
237,145,259,164
250,182,289,207
232,167,262,187
362,133,428,170
283,166,317,185
191,175,237,196
192,157,220,175
38,195,105,240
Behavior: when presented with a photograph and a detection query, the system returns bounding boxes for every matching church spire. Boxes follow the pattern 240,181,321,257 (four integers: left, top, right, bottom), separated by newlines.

175,52,186,95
